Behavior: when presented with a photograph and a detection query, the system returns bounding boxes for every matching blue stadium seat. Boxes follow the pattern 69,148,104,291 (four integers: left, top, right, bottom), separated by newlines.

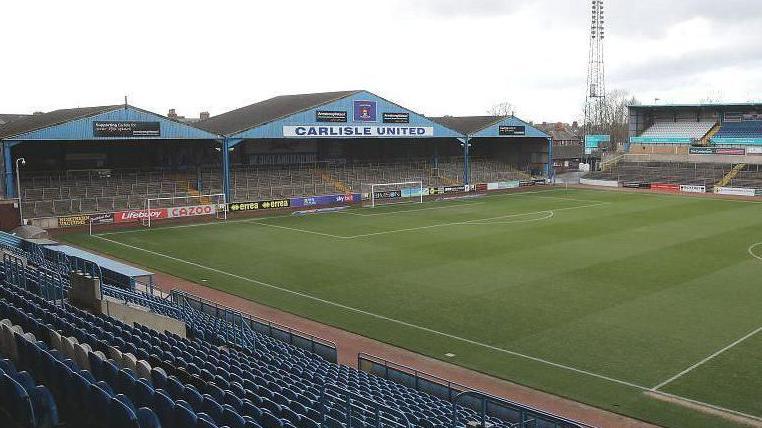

0,261,562,428
174,399,198,427
0,371,36,428
110,396,140,428
134,379,156,408
152,389,176,428
260,411,284,428
136,407,163,428
196,416,219,428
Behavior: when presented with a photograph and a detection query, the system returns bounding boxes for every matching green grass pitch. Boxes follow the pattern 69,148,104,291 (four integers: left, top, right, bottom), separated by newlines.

62,188,762,428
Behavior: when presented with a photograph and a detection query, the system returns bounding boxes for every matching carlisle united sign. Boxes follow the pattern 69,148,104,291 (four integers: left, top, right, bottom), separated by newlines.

283,126,434,138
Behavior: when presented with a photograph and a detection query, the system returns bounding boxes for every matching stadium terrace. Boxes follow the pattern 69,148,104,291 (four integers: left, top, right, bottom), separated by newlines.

0,89,552,227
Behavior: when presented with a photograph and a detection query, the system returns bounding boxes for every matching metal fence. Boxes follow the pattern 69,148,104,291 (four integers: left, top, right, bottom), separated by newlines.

171,290,337,363
357,353,592,428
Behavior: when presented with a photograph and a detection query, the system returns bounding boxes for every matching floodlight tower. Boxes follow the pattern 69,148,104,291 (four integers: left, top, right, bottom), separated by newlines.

584,0,606,139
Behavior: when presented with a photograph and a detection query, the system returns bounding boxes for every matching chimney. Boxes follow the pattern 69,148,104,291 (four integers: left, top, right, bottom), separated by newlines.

200,111,210,121
168,108,177,119
572,121,579,128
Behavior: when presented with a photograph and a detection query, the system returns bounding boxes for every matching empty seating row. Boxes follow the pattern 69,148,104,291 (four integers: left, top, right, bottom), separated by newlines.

1,275,507,428
19,159,531,217
637,121,716,139
585,161,730,187
0,332,59,428
0,289,261,428
714,120,762,139
0,246,584,428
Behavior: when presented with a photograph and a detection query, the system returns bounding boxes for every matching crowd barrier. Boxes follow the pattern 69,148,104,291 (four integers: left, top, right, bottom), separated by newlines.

171,290,338,363
357,353,591,428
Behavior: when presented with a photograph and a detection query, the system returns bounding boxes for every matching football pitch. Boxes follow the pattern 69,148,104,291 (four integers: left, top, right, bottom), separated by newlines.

63,188,762,428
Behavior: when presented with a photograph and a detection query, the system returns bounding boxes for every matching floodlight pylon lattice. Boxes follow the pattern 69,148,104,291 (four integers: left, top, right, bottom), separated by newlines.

584,0,606,140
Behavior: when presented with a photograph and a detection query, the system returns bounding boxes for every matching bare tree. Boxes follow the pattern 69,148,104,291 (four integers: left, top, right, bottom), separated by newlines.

487,101,515,117
699,90,725,104
584,89,640,149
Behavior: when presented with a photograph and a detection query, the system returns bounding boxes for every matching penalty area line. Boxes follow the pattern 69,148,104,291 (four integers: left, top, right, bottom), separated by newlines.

247,221,347,239
90,233,648,392
344,202,608,238
343,201,486,217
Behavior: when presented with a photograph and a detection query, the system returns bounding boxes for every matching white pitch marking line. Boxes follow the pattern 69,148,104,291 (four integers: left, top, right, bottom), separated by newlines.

648,390,762,423
651,325,762,391
98,212,298,236
345,202,607,239
99,196,602,241
747,242,762,261
343,201,486,217
90,234,762,419
462,211,555,225
247,221,347,239
89,233,650,391
96,189,574,237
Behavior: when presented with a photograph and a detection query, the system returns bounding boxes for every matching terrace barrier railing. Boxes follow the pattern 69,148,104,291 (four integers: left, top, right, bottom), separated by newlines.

171,290,337,363
358,353,594,428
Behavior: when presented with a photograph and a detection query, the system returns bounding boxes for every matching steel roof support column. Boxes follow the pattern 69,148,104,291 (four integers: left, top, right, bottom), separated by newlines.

222,138,243,203
220,138,232,203
546,137,553,178
461,136,470,185
4,142,14,198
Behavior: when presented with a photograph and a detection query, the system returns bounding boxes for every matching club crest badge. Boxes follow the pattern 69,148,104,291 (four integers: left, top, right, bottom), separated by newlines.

353,100,377,122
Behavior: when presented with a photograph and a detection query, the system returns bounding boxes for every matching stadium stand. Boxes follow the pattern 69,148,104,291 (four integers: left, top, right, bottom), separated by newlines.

727,164,762,190
584,161,730,188
636,121,716,140
226,159,528,202
0,235,588,428
17,158,529,218
713,120,762,140
18,169,204,218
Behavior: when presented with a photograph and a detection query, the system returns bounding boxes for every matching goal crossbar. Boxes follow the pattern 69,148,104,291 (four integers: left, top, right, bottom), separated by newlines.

368,181,423,208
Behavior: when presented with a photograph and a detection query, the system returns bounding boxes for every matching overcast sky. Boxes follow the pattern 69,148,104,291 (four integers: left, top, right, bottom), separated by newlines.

2,0,761,123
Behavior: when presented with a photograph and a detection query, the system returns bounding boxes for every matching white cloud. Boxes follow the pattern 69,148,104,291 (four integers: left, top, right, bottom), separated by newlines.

0,0,760,123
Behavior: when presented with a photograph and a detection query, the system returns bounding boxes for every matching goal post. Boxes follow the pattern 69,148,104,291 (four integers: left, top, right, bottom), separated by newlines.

364,181,424,208
144,193,227,227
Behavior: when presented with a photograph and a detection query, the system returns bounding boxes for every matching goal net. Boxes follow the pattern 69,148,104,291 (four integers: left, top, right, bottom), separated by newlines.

362,181,423,208
143,193,227,227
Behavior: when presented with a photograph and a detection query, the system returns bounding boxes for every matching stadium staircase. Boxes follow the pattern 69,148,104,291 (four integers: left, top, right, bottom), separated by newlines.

434,170,460,186
699,123,722,146
167,172,211,204
186,187,211,204
513,168,533,181
716,163,747,187
313,168,351,193
600,153,626,171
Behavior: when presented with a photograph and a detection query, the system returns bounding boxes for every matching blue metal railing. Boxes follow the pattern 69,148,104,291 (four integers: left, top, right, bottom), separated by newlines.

319,383,413,428
358,353,594,428
171,290,338,363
